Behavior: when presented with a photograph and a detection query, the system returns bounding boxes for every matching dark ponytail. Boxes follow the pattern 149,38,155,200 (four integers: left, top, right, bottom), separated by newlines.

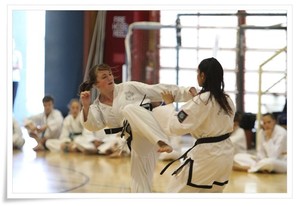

198,57,233,116
79,81,94,93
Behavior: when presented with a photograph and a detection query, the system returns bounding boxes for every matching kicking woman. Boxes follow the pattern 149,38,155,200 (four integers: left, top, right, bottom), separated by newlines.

79,64,195,192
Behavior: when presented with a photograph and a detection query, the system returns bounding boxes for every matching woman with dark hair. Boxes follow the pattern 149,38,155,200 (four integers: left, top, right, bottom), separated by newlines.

154,57,236,192
79,64,196,192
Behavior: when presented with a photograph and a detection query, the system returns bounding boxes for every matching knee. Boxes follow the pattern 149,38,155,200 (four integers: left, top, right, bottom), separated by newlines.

123,104,137,113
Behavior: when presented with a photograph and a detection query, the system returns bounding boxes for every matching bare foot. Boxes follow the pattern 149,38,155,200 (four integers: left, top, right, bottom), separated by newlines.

157,141,173,153
29,132,39,139
33,144,45,151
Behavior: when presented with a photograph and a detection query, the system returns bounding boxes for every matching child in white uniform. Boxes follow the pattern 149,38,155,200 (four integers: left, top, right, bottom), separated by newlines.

46,98,130,155
13,117,25,150
233,113,287,173
93,129,130,157
24,95,64,151
153,57,235,192
46,99,97,153
230,112,247,154
79,64,195,192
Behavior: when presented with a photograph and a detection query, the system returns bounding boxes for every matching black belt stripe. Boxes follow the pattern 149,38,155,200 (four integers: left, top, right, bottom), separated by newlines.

160,133,230,175
186,158,229,189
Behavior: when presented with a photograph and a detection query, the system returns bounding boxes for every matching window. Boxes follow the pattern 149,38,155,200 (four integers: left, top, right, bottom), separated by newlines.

160,10,287,114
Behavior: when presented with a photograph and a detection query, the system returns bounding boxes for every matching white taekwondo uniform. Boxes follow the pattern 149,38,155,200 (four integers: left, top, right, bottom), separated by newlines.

94,129,130,156
234,124,287,173
153,91,235,192
81,81,193,192
46,113,95,152
24,109,63,140
13,117,25,149
230,126,247,154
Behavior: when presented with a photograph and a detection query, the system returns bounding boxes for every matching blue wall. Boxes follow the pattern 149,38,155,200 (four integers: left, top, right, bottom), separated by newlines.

45,11,84,117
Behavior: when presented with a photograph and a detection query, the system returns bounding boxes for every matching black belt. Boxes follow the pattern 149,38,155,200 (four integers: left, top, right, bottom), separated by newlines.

104,123,132,151
71,132,82,136
104,95,153,151
69,132,83,140
104,120,132,151
104,127,123,134
160,133,230,175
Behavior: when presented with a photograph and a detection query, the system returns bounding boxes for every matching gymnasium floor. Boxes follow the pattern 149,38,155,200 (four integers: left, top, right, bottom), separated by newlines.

11,129,287,195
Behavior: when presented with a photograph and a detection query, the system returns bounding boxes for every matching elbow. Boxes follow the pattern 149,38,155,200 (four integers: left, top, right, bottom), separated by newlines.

169,126,189,137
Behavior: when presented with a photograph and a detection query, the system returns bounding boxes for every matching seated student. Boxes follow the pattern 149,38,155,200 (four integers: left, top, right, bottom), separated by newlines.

24,95,64,151
230,112,247,154
93,129,131,157
13,117,25,150
233,112,287,173
46,98,97,154
47,99,130,156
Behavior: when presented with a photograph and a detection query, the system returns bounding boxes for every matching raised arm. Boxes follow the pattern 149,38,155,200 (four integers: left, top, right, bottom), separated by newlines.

80,91,91,122
80,91,106,132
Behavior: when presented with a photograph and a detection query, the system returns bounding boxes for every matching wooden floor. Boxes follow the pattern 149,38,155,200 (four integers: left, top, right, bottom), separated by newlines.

11,130,287,195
